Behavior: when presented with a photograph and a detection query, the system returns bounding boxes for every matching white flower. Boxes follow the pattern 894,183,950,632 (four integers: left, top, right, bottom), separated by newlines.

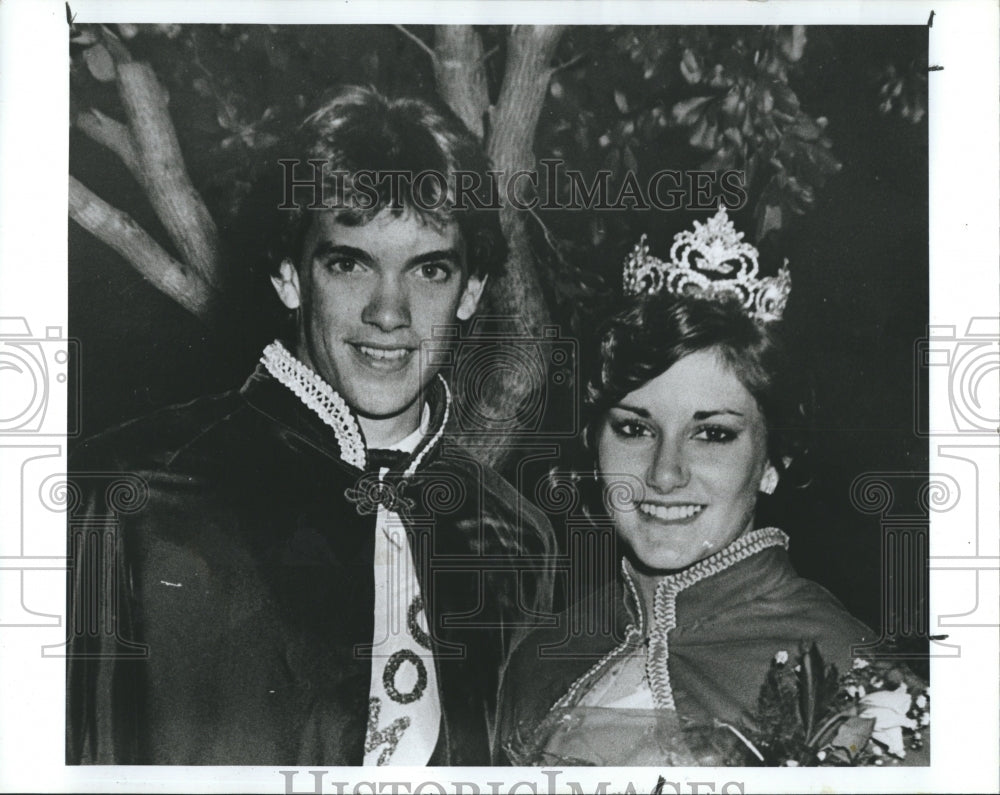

859,687,916,758
775,650,789,665
852,658,870,670
846,684,866,699
915,694,927,709
784,760,799,767
920,713,931,727
816,750,827,761
871,743,884,756
870,677,884,689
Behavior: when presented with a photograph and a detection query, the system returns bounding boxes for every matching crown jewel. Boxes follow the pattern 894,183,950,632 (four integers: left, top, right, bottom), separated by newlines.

622,205,791,322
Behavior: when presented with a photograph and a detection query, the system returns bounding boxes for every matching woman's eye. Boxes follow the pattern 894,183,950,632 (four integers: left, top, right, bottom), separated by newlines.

693,425,738,443
609,419,653,439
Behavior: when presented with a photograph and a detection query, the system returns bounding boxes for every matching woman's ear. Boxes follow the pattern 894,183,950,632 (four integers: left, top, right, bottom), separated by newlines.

270,259,301,310
759,463,779,495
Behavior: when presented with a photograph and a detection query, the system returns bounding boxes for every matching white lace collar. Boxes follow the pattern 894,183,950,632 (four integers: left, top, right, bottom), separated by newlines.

260,340,449,473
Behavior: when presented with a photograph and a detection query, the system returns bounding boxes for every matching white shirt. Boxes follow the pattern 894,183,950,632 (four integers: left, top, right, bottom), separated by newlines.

363,406,441,765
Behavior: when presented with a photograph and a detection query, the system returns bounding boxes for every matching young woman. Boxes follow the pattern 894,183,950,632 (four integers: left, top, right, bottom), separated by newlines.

496,209,884,766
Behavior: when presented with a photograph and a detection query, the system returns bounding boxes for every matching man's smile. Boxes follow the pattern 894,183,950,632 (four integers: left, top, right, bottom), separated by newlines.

349,342,415,370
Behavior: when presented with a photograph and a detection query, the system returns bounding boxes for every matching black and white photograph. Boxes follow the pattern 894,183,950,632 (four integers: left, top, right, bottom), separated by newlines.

0,1,997,793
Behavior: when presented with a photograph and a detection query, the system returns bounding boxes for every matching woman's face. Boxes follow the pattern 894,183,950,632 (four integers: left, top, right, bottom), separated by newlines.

597,348,774,572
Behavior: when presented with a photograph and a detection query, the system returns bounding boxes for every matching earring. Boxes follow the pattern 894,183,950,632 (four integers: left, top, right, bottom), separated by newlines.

760,466,779,495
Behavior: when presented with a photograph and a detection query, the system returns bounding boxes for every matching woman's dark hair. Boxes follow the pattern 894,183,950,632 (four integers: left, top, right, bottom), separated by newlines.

275,85,507,281
584,292,808,472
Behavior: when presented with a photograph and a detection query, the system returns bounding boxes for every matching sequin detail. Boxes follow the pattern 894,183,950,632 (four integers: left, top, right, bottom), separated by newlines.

641,527,789,710
365,697,411,766
383,649,428,705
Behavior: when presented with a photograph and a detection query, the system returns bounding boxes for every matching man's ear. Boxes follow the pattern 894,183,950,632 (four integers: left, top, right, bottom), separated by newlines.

271,259,302,310
457,274,487,322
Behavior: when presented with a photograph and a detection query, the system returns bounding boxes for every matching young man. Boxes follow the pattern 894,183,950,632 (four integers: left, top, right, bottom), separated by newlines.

66,87,555,766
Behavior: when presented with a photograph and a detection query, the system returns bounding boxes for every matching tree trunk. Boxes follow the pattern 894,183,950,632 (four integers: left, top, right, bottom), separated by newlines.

486,25,563,334
432,25,564,471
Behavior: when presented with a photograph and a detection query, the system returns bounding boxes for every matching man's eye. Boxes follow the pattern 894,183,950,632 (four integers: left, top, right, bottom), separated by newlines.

609,419,653,439
693,425,738,443
329,257,360,274
418,263,451,282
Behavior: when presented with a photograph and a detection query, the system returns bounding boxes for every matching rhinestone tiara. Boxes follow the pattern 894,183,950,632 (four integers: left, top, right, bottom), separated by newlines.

622,205,791,323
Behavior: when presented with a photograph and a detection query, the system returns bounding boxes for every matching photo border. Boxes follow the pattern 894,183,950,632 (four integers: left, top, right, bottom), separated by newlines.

0,1,996,792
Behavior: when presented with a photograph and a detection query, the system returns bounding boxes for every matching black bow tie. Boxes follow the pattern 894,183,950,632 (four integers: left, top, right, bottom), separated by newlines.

366,448,410,473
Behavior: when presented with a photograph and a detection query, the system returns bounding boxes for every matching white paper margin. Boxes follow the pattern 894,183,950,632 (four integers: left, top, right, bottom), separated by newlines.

0,1,996,792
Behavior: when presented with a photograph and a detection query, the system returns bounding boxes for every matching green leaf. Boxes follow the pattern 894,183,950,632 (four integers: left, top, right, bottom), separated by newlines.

789,115,823,142
780,26,808,63
771,83,800,115
688,116,718,150
759,203,783,238
680,48,702,84
671,96,712,125
71,29,98,46
83,44,116,82
797,643,820,738
192,77,213,98
830,716,876,759
623,146,639,174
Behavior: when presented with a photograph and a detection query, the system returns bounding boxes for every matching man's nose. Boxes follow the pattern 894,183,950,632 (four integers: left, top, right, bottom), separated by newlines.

362,276,411,332
645,437,690,493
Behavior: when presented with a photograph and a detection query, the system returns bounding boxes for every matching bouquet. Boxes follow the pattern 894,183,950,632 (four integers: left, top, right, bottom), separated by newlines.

726,643,930,766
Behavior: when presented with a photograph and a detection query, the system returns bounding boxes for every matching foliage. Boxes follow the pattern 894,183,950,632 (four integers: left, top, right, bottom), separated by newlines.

69,23,927,342
733,644,930,766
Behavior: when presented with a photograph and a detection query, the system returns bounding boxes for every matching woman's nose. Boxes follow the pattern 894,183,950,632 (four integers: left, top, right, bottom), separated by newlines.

362,277,411,332
645,437,689,493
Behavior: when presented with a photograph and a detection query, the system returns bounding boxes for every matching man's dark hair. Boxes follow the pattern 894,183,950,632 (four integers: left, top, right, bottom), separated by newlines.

275,85,507,281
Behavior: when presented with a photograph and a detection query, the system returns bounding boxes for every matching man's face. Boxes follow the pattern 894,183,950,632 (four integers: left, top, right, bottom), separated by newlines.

272,209,485,441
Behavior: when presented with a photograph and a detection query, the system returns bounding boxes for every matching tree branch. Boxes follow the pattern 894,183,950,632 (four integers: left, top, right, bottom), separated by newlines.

433,25,490,139
551,51,586,74
114,59,223,291
69,176,219,322
74,109,142,180
395,24,438,63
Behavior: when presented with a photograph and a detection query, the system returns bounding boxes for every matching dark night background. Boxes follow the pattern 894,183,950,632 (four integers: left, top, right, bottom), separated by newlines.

69,25,928,647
